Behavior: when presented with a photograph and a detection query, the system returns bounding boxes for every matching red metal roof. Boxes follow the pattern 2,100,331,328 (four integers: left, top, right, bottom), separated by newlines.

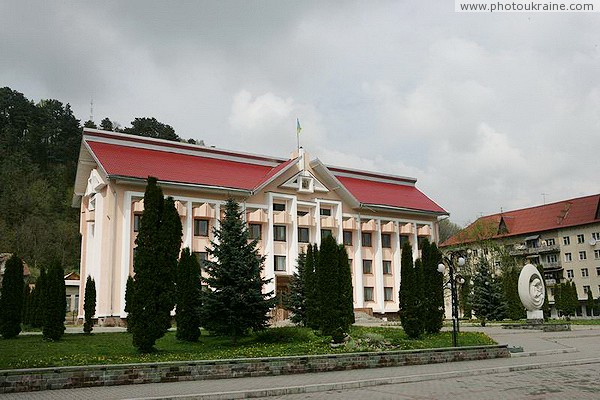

335,175,446,214
87,141,279,191
442,194,600,247
83,131,446,214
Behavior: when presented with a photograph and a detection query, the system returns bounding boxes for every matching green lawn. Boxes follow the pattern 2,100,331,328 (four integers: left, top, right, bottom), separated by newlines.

0,327,495,370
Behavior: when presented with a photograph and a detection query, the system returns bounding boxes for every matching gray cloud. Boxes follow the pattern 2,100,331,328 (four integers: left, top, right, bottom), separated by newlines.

1,0,598,225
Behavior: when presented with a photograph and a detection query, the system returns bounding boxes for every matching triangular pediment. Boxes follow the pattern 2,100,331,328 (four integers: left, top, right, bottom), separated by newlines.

279,171,329,194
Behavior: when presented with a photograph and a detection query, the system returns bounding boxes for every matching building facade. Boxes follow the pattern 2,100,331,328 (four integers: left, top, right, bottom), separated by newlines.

72,129,447,325
441,195,600,317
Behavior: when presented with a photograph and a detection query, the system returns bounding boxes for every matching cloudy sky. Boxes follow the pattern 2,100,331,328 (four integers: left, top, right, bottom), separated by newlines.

1,1,598,225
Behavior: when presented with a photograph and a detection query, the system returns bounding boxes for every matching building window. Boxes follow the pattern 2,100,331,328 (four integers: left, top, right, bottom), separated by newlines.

593,232,600,241
319,208,331,216
582,268,589,277
596,266,600,276
550,288,555,297
400,235,410,248
547,254,558,263
133,214,141,232
577,234,585,244
563,236,570,245
546,238,555,246
343,231,353,246
274,225,287,241
383,260,392,274
565,253,572,262
249,224,262,240
381,234,392,248
362,232,372,247
384,287,394,301
595,250,600,260
583,285,591,294
348,259,353,271
274,255,286,271
321,229,333,239
567,269,574,279
579,251,587,260
194,219,209,237
364,287,374,302
273,203,286,212
298,227,310,243
363,259,373,274
297,210,308,217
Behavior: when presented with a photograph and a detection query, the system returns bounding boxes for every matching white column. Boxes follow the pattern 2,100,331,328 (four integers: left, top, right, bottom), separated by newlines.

214,203,221,245
335,203,343,244
315,200,322,245
393,221,402,309
412,223,419,261
290,196,299,274
119,191,133,317
184,201,193,249
354,216,364,308
375,219,384,313
265,193,275,295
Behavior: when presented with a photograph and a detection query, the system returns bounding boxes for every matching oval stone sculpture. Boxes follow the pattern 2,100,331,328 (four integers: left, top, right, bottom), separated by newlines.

518,263,545,311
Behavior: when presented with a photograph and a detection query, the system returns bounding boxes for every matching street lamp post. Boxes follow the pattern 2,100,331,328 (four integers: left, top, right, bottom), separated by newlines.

438,255,465,348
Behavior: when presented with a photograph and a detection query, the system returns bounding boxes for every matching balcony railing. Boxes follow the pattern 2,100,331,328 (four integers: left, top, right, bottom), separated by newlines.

509,244,560,256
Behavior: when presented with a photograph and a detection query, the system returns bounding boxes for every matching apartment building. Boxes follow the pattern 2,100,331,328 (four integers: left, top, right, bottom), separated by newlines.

441,195,600,317
72,129,447,325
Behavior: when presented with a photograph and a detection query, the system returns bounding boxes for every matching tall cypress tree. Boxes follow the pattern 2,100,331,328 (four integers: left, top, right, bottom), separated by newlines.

42,261,66,341
399,242,421,338
129,177,182,352
175,248,202,342
304,244,320,330
586,290,595,316
22,284,32,326
124,275,134,332
0,254,25,338
314,236,353,341
338,244,355,329
285,251,308,326
83,276,96,334
30,268,47,328
423,242,444,334
202,198,274,343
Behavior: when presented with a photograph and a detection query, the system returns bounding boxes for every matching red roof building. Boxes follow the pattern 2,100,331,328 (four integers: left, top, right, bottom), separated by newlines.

441,195,600,317
73,129,447,325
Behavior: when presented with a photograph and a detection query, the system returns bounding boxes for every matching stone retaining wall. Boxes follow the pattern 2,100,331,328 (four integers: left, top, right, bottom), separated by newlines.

0,345,509,393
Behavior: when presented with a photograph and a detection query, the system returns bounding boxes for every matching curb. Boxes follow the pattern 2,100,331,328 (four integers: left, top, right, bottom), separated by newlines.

131,357,600,400
510,347,578,358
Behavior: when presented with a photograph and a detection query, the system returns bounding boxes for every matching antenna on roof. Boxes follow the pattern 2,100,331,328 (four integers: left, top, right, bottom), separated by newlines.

541,193,548,205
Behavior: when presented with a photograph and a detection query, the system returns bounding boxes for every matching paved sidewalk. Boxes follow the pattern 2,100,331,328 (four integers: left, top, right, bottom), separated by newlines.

4,325,600,400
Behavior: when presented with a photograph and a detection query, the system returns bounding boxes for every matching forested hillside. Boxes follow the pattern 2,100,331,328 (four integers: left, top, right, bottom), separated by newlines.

0,87,186,276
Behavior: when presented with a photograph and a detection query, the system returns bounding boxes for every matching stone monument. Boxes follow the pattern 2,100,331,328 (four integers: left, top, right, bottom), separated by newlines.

518,263,545,324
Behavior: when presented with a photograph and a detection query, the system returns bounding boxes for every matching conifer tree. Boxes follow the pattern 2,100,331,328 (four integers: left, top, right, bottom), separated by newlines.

129,177,182,352
22,284,31,326
314,236,353,341
502,265,525,320
586,289,595,316
422,241,445,333
83,276,96,334
338,244,355,329
175,248,202,342
124,275,134,332
42,261,66,341
202,198,274,343
459,276,473,319
399,242,421,338
0,254,25,338
570,281,580,316
304,244,320,329
285,251,308,326
30,268,47,328
472,259,506,325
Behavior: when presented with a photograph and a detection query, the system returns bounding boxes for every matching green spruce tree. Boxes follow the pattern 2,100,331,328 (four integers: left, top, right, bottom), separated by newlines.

285,251,308,326
502,265,525,320
42,261,66,341
202,198,274,343
83,276,96,334
399,242,421,338
129,177,182,352
175,248,202,342
0,254,25,338
472,259,506,326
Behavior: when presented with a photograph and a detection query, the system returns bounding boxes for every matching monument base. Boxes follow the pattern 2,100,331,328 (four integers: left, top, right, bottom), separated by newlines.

526,309,544,324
